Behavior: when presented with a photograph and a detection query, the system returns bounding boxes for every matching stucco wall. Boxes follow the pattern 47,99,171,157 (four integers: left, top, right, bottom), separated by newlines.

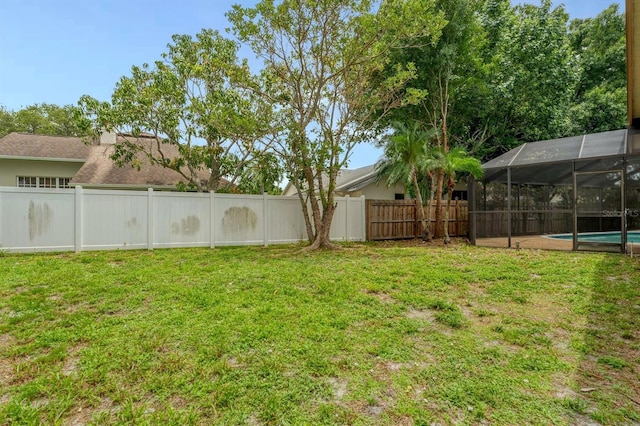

0,158,83,187
343,182,408,200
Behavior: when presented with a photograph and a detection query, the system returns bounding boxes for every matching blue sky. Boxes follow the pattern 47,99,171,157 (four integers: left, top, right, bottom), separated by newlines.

0,0,622,168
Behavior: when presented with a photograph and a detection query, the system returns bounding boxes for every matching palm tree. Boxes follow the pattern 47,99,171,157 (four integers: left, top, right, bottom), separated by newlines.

423,151,444,240
375,122,437,238
440,147,483,243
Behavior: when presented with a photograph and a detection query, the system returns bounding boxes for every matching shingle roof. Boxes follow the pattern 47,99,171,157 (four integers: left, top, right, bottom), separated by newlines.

0,132,222,190
283,164,378,196
0,132,90,160
335,164,377,192
71,135,210,188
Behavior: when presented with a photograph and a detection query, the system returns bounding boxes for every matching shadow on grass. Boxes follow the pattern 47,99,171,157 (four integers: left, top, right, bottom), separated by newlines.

573,254,640,424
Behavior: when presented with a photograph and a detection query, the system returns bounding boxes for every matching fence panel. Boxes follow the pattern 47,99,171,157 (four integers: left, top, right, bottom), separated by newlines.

267,196,309,244
82,190,148,250
0,188,75,251
366,200,417,241
0,187,366,253
367,199,469,241
213,194,265,246
154,192,210,248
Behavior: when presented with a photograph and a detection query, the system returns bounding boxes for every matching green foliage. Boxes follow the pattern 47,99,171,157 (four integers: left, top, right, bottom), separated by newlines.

236,152,284,195
375,122,439,198
0,103,86,138
378,0,625,163
227,0,446,246
488,0,577,147
568,4,627,133
76,29,274,192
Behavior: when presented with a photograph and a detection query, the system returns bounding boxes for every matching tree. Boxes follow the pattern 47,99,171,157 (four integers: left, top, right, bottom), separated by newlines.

227,0,446,249
0,106,14,137
375,122,439,238
236,152,284,195
381,0,485,238
568,4,626,134
76,29,274,192
440,146,482,243
0,103,84,137
484,0,577,151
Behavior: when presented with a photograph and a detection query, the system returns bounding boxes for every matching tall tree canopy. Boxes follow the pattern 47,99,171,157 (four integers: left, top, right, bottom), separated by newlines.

227,0,446,249
77,29,274,192
476,0,625,159
486,0,577,150
378,0,485,237
568,4,626,134
0,103,85,138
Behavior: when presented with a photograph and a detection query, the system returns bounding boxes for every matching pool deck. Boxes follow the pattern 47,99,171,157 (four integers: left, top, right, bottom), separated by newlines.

476,235,640,253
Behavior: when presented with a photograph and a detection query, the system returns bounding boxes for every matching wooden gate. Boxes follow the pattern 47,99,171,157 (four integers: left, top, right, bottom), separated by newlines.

366,199,469,240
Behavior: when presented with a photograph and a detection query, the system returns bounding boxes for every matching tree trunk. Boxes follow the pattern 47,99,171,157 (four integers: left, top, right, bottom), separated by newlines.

412,171,427,238
434,168,445,238
444,189,452,243
425,175,437,241
303,201,339,250
295,188,315,243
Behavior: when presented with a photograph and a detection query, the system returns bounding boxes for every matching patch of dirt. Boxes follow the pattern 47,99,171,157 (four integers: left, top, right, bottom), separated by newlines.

550,373,579,400
0,333,16,351
0,360,12,405
327,377,348,402
64,405,97,426
0,358,15,390
363,290,396,304
226,356,244,369
247,413,261,426
406,309,434,321
570,413,602,426
62,356,80,377
31,396,49,408
169,395,188,409
62,345,86,376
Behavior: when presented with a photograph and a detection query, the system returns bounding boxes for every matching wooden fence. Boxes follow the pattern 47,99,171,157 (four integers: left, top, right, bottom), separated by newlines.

366,199,469,240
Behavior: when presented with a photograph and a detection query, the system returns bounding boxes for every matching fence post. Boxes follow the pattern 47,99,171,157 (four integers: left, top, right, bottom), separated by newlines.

415,199,420,238
0,189,3,248
361,196,366,241
74,186,82,253
210,191,216,249
344,195,350,241
147,188,154,250
263,192,269,247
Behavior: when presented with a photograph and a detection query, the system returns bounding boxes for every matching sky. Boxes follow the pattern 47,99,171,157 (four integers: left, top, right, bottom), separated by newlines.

0,0,623,169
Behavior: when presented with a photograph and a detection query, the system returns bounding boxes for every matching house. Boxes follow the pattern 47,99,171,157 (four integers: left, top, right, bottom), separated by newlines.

282,164,409,200
0,132,211,190
282,163,468,200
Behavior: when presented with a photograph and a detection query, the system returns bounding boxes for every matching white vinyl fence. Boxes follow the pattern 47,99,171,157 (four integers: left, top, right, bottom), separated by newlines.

0,187,366,253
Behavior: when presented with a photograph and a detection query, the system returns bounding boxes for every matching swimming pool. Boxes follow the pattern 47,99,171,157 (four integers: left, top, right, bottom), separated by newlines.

549,231,640,244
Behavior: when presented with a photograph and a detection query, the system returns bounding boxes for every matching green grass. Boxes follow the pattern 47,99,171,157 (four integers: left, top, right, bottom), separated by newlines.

0,243,639,425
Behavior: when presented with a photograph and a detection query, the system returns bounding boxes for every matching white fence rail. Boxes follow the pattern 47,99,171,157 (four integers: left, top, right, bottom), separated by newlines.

0,187,366,253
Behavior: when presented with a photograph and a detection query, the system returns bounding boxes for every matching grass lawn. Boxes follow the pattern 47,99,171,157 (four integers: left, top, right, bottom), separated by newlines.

0,242,639,425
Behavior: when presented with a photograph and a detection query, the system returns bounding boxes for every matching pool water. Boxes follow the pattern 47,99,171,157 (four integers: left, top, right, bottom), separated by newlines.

549,231,640,243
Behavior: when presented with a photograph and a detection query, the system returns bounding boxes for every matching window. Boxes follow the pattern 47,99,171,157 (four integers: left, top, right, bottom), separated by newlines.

451,190,467,201
17,176,72,189
17,176,37,188
394,193,405,200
